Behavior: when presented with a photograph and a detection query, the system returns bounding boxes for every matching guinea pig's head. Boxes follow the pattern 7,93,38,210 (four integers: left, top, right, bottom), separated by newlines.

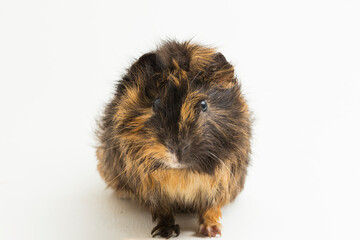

113,41,250,175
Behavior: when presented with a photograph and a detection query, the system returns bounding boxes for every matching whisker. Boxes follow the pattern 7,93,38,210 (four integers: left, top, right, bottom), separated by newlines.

207,151,238,186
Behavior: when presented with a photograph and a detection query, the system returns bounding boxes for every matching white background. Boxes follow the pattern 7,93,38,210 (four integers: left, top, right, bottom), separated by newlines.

1,0,359,239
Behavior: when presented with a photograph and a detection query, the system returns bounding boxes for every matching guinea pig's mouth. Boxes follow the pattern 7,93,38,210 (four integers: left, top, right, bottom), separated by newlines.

164,152,187,169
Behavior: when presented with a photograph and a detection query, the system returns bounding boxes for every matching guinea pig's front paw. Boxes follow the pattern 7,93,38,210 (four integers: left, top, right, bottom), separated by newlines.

199,223,221,237
151,223,180,238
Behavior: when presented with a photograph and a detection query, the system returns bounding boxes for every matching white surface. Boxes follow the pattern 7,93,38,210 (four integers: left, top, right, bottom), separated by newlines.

1,0,360,239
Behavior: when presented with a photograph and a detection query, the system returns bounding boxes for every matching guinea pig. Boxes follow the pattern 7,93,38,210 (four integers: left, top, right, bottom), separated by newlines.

96,40,252,238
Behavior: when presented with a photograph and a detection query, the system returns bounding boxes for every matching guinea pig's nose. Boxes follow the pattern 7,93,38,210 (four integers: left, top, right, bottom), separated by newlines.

180,143,190,154
167,145,175,154
167,142,190,155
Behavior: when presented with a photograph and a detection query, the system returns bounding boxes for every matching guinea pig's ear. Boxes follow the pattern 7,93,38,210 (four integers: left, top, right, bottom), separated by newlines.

131,52,163,75
212,53,229,67
210,53,235,88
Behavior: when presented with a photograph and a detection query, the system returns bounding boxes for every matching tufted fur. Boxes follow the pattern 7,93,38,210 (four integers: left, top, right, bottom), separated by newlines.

96,40,251,238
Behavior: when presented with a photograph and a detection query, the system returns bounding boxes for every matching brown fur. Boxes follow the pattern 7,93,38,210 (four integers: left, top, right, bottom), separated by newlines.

96,40,252,238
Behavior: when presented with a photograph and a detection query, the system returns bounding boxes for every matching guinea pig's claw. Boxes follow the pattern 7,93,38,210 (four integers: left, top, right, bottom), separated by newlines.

151,223,180,238
199,223,222,237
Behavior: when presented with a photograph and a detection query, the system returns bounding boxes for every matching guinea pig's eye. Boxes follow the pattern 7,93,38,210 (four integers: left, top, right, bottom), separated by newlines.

200,100,208,112
153,98,161,109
